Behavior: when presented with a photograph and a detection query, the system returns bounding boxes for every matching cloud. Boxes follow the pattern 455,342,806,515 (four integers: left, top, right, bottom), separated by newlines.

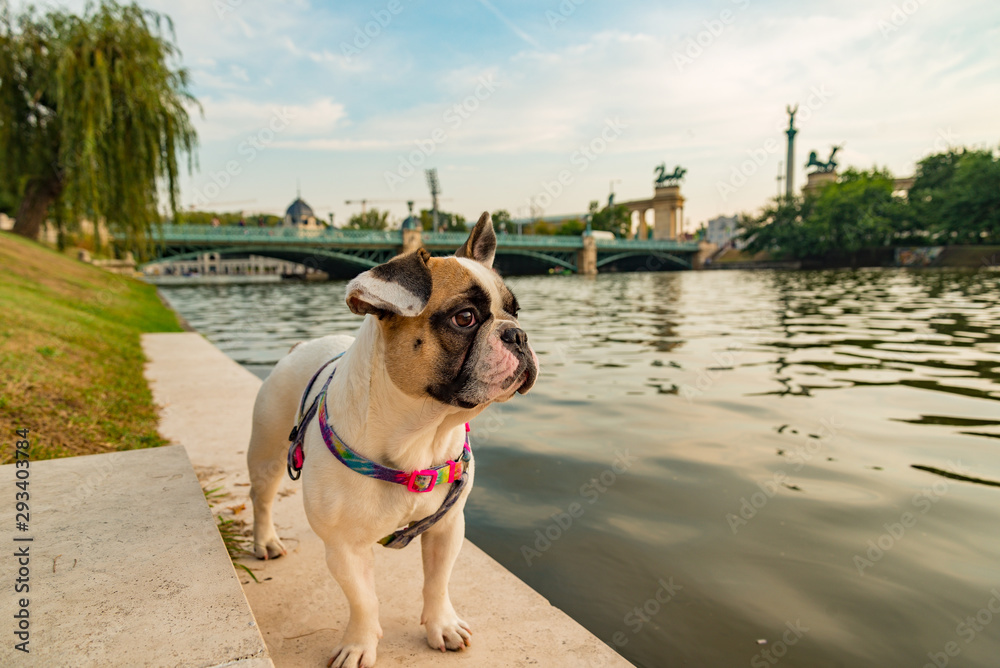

67,0,992,226
194,96,347,142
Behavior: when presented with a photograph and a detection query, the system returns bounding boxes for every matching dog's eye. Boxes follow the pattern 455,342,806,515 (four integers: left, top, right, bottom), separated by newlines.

452,310,476,328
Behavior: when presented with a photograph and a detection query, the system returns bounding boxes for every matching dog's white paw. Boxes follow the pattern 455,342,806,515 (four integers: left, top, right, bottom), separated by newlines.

253,534,286,560
423,611,472,652
327,637,378,668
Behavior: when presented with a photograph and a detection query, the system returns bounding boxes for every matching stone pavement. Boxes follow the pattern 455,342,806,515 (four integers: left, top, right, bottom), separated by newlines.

0,445,272,667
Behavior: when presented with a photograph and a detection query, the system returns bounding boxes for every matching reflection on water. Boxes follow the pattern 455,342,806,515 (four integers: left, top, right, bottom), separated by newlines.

160,268,1000,668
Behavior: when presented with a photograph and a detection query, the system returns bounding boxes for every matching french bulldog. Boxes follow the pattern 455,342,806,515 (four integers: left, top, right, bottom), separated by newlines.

247,213,537,668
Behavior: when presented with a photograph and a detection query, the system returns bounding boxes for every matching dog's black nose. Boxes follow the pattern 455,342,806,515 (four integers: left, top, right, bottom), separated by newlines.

501,327,528,348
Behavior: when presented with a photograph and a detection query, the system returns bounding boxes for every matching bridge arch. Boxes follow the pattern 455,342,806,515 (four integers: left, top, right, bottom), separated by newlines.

596,250,691,271
148,245,392,279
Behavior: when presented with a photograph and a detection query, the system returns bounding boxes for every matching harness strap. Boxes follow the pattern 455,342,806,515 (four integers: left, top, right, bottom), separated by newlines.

318,383,471,492
379,470,469,549
285,354,474,549
286,353,343,481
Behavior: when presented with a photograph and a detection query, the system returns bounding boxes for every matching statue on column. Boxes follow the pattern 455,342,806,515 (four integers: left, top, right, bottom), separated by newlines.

654,163,687,187
806,144,842,173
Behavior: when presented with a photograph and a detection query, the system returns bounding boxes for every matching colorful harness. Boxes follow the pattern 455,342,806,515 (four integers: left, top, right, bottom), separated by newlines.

286,353,473,549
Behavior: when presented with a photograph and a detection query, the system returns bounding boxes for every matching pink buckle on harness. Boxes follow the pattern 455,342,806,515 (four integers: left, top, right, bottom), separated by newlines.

406,469,437,493
446,460,461,483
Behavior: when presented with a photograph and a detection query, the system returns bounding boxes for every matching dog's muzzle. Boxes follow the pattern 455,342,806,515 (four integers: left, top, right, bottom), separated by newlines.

499,326,537,394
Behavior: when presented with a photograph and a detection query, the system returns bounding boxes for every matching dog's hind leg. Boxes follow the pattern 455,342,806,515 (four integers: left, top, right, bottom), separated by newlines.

420,512,472,652
247,377,295,560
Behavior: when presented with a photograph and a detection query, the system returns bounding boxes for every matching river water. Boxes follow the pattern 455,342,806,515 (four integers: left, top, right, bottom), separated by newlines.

159,268,1000,668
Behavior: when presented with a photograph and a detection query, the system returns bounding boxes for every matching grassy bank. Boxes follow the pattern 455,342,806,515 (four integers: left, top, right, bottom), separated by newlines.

0,231,182,463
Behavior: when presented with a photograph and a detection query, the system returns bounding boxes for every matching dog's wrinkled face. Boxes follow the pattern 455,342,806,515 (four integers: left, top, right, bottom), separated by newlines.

345,212,537,409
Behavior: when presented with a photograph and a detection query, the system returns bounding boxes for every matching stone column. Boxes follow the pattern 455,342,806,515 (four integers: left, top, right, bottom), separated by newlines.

402,228,422,255
652,186,685,240
638,209,648,240
803,170,837,195
577,235,597,275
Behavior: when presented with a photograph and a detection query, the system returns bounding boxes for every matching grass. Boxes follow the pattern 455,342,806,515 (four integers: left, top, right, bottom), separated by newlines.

203,483,259,582
0,231,182,463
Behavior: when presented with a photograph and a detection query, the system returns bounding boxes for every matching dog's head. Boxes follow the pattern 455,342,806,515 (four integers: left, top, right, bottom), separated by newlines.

345,212,537,409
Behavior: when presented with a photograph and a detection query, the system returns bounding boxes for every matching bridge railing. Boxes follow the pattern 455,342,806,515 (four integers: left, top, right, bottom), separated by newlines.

423,232,585,249
595,238,700,251
155,224,402,244
154,224,700,252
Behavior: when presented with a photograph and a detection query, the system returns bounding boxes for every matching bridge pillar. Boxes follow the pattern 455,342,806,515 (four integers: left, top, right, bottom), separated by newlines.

577,235,597,275
402,228,422,255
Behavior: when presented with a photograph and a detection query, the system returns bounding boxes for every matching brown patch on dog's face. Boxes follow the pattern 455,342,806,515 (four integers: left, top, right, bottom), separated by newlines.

378,256,536,409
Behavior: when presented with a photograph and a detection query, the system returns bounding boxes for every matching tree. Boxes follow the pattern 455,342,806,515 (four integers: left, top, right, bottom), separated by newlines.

175,211,282,226
588,200,630,238
0,2,197,254
555,218,585,235
910,148,1000,244
742,169,905,260
807,168,904,255
419,209,466,232
741,195,813,259
491,209,512,234
346,208,391,230
939,149,1000,243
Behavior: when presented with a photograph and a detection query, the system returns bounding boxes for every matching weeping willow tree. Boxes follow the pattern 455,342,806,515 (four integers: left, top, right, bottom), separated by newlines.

0,1,197,255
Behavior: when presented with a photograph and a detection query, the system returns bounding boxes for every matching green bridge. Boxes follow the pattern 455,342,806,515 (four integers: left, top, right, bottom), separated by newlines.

150,225,701,278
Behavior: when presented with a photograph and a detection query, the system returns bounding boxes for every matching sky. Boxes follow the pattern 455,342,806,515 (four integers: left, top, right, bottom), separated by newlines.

15,0,1000,231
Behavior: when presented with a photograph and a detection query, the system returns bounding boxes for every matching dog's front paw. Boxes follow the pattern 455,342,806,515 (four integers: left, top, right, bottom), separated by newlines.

253,534,286,560
423,610,472,652
328,636,378,668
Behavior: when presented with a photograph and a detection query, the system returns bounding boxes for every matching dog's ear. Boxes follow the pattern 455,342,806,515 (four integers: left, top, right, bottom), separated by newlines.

346,248,432,318
456,211,496,269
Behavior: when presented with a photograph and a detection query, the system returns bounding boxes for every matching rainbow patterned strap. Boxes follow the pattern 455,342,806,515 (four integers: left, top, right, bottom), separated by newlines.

317,372,472,493
285,355,474,548
287,355,472,494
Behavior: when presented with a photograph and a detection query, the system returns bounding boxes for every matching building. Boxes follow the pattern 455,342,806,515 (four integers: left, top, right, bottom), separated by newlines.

283,194,322,229
705,215,742,248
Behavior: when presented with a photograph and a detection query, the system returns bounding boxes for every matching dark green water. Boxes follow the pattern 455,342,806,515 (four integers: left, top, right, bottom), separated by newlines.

160,268,1000,668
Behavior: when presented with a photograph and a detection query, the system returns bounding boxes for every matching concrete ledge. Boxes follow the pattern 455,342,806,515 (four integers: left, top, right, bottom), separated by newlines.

0,445,272,667
143,332,632,667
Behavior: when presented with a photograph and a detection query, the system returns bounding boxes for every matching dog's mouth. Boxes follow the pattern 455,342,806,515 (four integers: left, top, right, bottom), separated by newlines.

510,347,538,395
